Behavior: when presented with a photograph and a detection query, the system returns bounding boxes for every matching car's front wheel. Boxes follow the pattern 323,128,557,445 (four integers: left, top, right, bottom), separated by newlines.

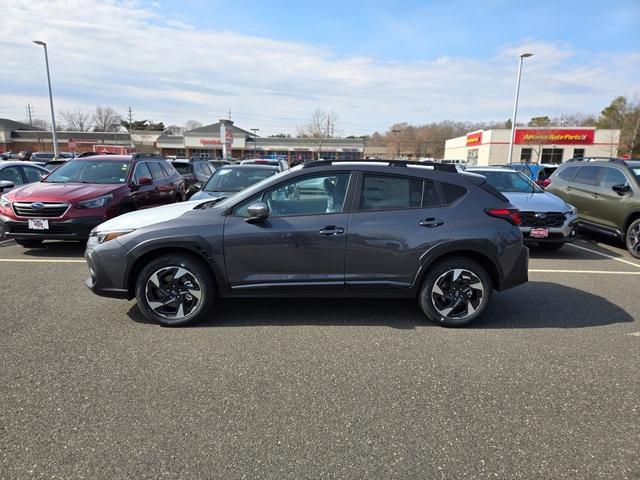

625,219,640,259
419,257,492,327
135,254,216,326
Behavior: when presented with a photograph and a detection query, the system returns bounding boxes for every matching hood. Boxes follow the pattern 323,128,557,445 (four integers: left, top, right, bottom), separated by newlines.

503,191,570,212
95,199,211,232
189,190,233,201
9,182,121,202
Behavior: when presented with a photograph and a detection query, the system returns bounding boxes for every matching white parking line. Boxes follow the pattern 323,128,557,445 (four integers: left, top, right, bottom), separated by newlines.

0,258,85,263
529,269,640,275
0,239,15,245
568,242,640,269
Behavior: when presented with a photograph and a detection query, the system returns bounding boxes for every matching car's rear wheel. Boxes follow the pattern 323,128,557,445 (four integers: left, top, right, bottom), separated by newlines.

419,257,492,327
625,219,640,259
15,239,43,248
135,254,216,326
538,243,564,250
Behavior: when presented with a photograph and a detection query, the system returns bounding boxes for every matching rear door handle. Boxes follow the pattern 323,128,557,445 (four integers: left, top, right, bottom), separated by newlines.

319,226,345,235
420,218,444,227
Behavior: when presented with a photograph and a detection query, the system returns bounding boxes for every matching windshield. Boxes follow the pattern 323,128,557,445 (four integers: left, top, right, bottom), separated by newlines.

203,167,278,193
632,167,640,183
476,170,542,193
44,160,131,184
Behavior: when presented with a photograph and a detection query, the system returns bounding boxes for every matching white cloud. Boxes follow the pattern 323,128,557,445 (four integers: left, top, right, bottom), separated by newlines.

0,0,638,135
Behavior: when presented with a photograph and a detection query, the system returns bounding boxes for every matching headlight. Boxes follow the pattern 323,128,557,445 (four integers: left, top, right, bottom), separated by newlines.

0,195,10,208
565,204,577,215
77,194,113,209
88,228,134,245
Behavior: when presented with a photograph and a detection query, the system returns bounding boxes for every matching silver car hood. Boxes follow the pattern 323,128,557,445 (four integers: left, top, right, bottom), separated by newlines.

503,192,570,212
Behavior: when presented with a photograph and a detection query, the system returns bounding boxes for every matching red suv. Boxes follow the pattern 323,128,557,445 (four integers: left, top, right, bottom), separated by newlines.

0,154,185,247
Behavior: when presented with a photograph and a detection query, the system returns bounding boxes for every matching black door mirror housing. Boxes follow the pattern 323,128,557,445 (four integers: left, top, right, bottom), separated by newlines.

0,180,15,192
245,202,269,223
612,183,631,195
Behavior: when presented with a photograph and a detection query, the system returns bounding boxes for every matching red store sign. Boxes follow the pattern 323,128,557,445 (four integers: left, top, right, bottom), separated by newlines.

515,129,595,145
200,138,221,145
466,132,482,146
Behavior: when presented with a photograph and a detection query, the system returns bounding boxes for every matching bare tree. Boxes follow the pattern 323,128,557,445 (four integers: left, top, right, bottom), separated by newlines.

297,108,339,160
31,118,50,130
60,109,93,131
92,106,122,132
184,120,203,131
164,125,184,135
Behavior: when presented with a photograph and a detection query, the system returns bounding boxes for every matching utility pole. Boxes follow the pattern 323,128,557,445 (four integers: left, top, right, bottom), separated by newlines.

250,128,260,158
26,104,34,127
227,109,232,121
392,129,402,158
127,106,133,128
507,52,534,165
33,40,59,158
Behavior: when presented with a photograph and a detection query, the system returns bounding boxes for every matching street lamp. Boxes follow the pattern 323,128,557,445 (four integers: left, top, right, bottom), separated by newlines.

250,128,260,158
507,52,533,165
392,129,401,158
33,40,59,158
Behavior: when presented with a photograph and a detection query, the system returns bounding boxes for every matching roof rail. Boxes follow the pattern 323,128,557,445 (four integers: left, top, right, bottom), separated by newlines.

132,153,163,160
566,157,626,164
302,159,458,173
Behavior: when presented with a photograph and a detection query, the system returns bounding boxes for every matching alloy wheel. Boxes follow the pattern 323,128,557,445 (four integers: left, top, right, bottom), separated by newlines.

145,266,202,320
628,224,640,256
431,268,485,320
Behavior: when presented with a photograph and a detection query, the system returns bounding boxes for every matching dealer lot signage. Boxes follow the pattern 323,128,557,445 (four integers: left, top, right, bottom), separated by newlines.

515,129,595,145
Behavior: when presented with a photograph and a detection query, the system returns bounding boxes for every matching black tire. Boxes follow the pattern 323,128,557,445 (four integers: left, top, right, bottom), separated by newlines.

135,254,216,326
625,218,640,259
418,256,492,327
15,239,43,248
538,243,564,251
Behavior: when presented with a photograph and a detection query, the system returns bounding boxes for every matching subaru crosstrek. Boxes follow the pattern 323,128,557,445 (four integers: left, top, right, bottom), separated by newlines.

85,160,529,327
0,154,185,247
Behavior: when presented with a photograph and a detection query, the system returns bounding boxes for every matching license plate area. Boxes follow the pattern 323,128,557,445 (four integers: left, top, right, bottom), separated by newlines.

28,219,49,230
530,227,549,239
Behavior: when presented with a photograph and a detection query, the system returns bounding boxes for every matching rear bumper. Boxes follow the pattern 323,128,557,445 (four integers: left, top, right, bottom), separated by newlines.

496,246,529,292
1,214,106,240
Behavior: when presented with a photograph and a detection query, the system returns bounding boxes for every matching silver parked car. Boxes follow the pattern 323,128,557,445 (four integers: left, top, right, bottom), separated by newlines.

468,167,577,250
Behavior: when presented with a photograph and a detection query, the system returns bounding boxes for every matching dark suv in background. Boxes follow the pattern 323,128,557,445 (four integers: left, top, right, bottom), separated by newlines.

547,158,640,258
0,154,185,247
85,160,528,327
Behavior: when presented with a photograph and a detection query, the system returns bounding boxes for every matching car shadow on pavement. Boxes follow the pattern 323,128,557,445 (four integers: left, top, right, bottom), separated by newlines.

20,241,86,258
126,281,633,330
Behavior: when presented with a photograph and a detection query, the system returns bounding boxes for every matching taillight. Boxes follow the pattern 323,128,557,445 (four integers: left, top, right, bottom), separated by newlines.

542,178,551,188
485,208,521,226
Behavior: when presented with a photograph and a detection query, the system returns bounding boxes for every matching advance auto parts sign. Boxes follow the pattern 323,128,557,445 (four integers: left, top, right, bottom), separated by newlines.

515,129,595,145
466,132,482,146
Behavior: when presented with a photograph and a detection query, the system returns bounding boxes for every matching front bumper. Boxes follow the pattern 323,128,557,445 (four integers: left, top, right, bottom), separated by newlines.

1,214,106,241
84,241,129,299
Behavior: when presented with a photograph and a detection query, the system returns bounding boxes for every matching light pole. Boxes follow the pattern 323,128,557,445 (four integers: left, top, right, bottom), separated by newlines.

507,52,533,165
392,129,401,158
250,128,260,158
33,40,59,158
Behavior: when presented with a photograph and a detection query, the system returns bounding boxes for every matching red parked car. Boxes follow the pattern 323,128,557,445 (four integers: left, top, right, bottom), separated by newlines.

0,154,185,247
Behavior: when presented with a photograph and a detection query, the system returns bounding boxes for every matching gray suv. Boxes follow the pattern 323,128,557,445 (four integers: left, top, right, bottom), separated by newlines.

85,161,529,327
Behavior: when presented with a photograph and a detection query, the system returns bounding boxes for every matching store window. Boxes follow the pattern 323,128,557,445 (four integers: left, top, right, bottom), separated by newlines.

190,149,213,159
520,148,533,163
572,148,585,159
340,151,362,161
320,151,338,160
175,149,186,158
541,148,563,164
466,149,478,165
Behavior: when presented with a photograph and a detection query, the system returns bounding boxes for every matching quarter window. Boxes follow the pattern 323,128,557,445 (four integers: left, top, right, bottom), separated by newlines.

574,166,603,186
600,168,629,188
265,173,350,216
441,183,467,204
359,174,423,211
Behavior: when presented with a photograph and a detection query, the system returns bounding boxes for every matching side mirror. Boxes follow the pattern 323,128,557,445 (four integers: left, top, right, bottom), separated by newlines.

137,176,153,186
0,180,15,192
245,202,269,223
612,183,631,195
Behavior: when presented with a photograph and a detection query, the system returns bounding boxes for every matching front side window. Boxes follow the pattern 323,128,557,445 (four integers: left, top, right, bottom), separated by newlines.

133,162,152,182
265,173,351,216
574,166,603,186
359,174,422,211
44,160,131,184
600,168,629,188
0,166,23,185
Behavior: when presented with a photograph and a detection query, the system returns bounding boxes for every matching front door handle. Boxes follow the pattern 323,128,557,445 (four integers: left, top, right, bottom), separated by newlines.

420,218,444,227
319,226,345,235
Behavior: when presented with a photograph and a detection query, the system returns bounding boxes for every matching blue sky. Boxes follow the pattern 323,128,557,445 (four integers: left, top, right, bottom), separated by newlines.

0,0,639,135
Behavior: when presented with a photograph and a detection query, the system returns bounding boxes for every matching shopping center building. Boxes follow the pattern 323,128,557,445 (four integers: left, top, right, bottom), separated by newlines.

444,127,621,165
1,118,364,162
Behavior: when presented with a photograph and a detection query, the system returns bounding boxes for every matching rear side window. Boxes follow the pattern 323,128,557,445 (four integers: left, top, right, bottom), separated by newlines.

133,162,152,182
574,166,603,186
359,174,423,211
557,166,579,181
22,166,44,183
148,162,166,180
423,181,441,207
441,183,468,204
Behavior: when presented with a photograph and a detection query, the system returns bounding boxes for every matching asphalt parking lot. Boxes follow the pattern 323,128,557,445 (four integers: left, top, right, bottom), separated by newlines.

1,235,639,479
